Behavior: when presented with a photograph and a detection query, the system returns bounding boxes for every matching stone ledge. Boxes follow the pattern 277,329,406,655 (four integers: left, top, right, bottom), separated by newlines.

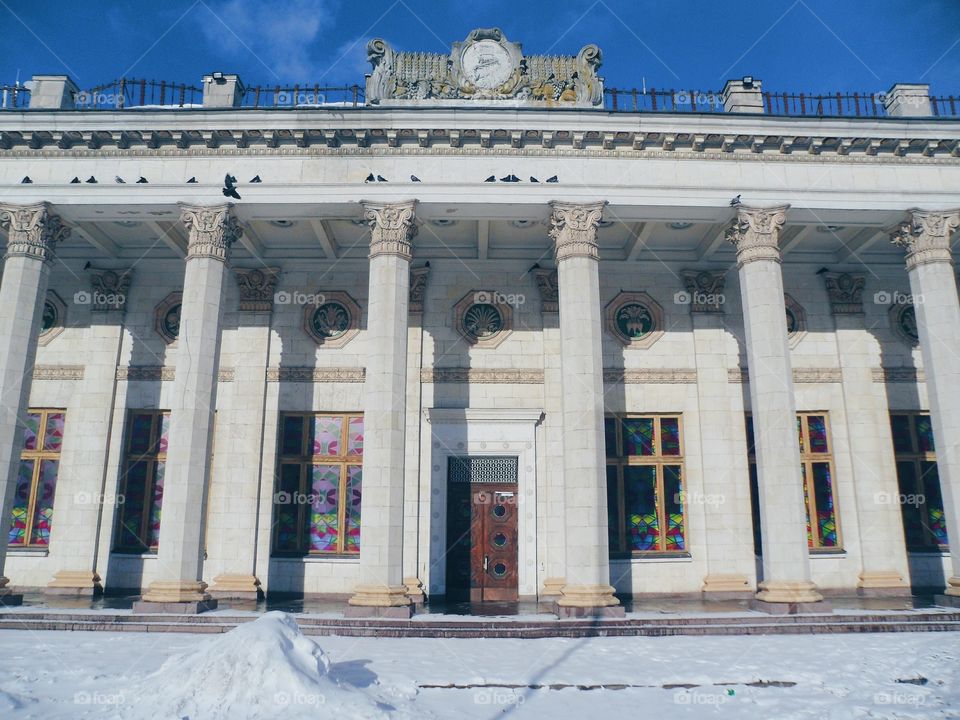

749,599,833,615
131,599,219,615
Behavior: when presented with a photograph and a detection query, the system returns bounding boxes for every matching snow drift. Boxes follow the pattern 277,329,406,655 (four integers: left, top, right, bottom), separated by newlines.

120,611,420,720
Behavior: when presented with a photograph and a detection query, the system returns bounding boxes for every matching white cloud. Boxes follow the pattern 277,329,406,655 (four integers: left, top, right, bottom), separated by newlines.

200,0,338,80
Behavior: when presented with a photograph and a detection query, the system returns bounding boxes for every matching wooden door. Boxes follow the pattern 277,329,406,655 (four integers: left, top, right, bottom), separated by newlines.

469,483,519,601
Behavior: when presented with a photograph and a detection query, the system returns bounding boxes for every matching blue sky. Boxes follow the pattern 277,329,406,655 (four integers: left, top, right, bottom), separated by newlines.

1,0,958,95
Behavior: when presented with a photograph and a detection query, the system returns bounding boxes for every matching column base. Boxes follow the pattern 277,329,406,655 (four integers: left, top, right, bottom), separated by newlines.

555,584,624,617
0,579,23,607
136,580,218,613
702,574,752,598
935,577,960,606
403,577,425,605
755,580,824,604
540,577,566,598
346,584,413,618
856,570,911,597
45,570,103,597
208,574,262,601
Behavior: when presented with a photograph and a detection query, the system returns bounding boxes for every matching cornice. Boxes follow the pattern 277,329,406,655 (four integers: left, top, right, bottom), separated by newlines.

0,128,956,164
31,365,84,381
730,367,843,383
266,367,366,382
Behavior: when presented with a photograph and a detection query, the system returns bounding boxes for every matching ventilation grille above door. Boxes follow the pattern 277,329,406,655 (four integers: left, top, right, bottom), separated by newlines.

448,456,519,484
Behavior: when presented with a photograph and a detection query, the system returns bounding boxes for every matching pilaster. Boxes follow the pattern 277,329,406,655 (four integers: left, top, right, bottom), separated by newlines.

727,205,825,611
347,201,417,617
0,203,70,606
207,267,278,601
682,270,754,597
137,203,241,613
822,272,910,594
47,268,134,596
549,201,622,616
891,209,960,602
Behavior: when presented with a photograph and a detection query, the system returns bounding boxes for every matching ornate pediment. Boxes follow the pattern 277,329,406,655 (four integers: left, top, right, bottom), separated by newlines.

366,28,603,107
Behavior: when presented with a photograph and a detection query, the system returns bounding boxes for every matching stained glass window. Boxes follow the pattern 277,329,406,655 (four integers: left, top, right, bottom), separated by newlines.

273,413,363,555
606,415,685,555
746,412,842,551
115,410,169,553
890,413,948,550
8,409,66,547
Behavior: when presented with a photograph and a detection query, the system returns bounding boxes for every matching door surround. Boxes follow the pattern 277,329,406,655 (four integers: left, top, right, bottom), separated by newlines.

422,408,543,598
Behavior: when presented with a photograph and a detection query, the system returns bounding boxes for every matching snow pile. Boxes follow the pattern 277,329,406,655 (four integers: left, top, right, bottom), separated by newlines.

120,612,420,720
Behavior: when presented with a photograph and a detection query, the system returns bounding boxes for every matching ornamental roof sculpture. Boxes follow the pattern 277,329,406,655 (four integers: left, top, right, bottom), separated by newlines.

365,28,603,108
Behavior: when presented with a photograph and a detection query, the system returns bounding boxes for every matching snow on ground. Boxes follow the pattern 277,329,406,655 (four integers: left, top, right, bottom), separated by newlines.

0,614,958,719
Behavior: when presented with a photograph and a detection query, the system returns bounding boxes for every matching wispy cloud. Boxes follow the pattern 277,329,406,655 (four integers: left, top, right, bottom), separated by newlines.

199,0,338,80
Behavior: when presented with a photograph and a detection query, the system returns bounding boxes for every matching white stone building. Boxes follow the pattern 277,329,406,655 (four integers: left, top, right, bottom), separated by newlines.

0,29,959,616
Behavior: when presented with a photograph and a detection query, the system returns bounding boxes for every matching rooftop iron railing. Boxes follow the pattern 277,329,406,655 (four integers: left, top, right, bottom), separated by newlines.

0,84,30,109
1,76,957,116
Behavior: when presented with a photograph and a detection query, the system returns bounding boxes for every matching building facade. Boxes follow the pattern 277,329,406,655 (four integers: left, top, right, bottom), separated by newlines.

0,29,959,615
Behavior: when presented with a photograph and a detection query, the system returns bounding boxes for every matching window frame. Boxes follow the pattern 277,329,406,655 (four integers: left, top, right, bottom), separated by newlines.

746,411,843,552
9,408,66,548
891,411,947,552
114,409,169,554
273,411,363,557
605,413,686,557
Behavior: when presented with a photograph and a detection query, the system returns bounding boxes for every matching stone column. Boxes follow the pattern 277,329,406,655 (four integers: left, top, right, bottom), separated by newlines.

549,201,622,617
681,270,754,597
347,201,416,618
136,203,241,613
207,267,279,601
822,272,910,594
0,204,69,606
890,209,960,603
46,269,133,596
727,205,826,612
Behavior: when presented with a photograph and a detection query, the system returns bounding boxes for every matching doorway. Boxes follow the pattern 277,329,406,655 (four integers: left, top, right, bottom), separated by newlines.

445,456,519,602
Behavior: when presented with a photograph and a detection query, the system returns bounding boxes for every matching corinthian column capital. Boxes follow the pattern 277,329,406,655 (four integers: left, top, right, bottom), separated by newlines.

549,201,607,261
363,201,417,260
726,205,790,267
0,202,70,262
178,203,243,262
890,208,960,271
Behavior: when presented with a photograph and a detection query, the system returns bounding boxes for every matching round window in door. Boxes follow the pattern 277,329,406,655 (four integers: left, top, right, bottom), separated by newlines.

492,504,507,518
493,532,508,548
492,562,508,578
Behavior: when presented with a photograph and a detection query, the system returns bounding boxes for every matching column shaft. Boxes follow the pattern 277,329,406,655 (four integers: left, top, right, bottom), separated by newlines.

139,204,240,609
892,210,960,597
0,204,68,603
550,201,621,615
728,206,822,605
348,201,416,615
